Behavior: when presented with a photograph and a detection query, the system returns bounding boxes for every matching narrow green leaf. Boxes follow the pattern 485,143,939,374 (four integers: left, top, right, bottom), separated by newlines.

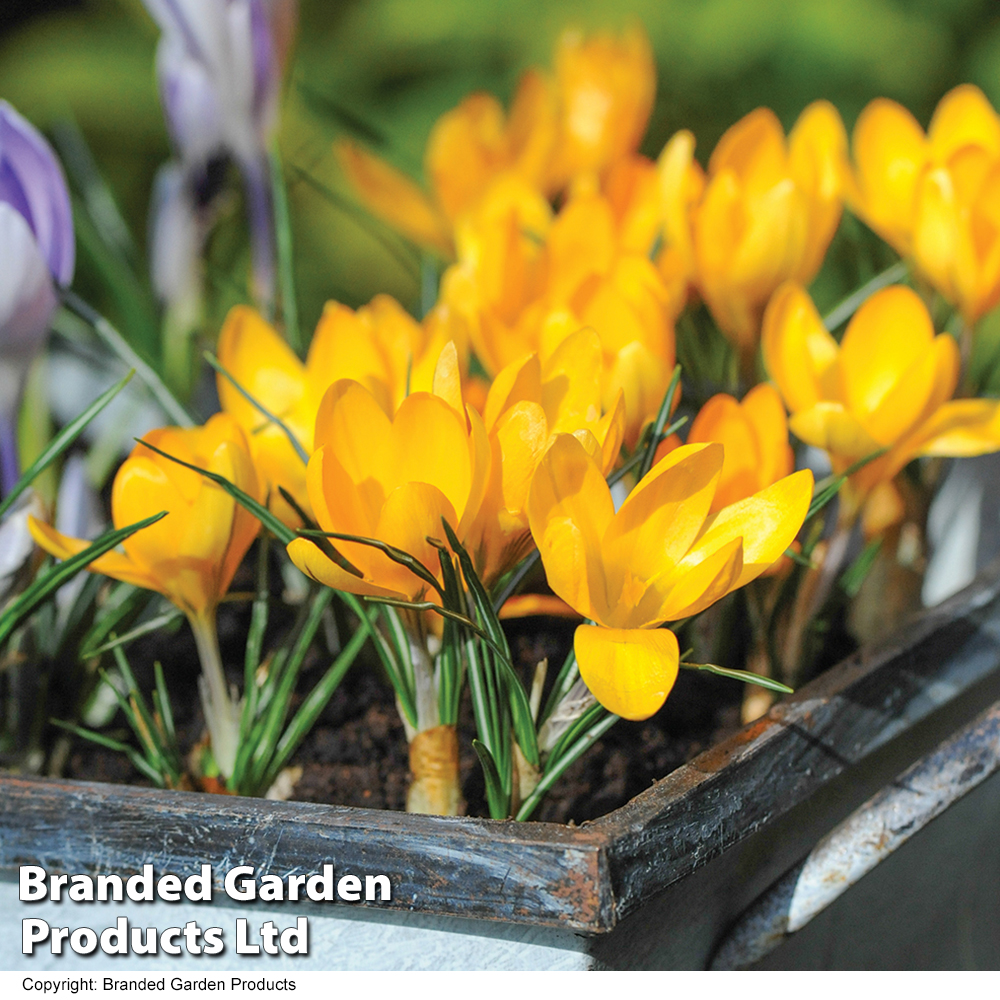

78,583,149,660
839,537,883,599
0,370,134,521
153,661,177,747
807,448,887,521
50,719,165,786
515,710,618,821
81,608,183,659
822,261,909,331
269,143,301,354
258,623,369,794
539,647,580,728
205,352,309,464
0,512,166,648
605,414,686,490
282,493,363,577
60,289,196,427
472,739,509,820
679,661,794,694
298,528,439,594
638,364,682,480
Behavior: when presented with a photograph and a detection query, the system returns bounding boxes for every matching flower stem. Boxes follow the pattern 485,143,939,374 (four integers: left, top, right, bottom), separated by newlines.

406,723,463,816
189,609,240,781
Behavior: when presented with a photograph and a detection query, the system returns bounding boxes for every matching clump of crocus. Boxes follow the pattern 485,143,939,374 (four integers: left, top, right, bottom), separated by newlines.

763,282,1000,537
442,177,678,448
337,24,656,257
216,297,467,525
0,101,74,496
29,413,263,779
658,102,847,373
847,84,1000,329
526,434,813,719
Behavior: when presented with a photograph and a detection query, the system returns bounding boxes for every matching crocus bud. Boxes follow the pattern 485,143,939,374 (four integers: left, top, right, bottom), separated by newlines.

0,101,74,493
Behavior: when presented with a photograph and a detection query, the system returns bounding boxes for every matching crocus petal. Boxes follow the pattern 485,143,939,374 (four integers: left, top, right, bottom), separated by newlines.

762,281,841,413
789,402,881,459
0,203,57,419
652,534,744,622
741,382,794,486
336,139,452,257
603,442,723,588
839,285,933,425
849,97,925,253
0,101,75,284
928,84,1000,162
681,469,814,592
431,339,464,415
527,434,614,621
907,400,1000,459
286,536,403,599
28,516,166,595
574,624,679,721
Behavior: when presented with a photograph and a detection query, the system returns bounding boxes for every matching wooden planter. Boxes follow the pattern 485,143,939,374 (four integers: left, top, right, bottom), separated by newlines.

5,558,1000,970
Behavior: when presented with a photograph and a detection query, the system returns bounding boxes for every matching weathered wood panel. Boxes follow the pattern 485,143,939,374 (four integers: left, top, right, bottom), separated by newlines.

4,557,1000,941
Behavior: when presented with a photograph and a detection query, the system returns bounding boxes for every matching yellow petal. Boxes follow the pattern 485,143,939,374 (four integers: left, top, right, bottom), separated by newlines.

681,469,814,592
426,93,509,223
217,305,307,444
574,625,679,720
789,402,881,459
652,534,744,622
908,399,1000,459
688,394,762,509
541,327,603,433
483,352,541,431
27,516,164,594
603,442,723,590
762,282,841,413
336,139,453,257
928,84,1000,162
709,107,787,195
656,129,701,277
431,340,464,414
526,434,614,621
849,98,926,253
839,285,934,425
313,379,392,487
286,537,403,599
741,382,794,487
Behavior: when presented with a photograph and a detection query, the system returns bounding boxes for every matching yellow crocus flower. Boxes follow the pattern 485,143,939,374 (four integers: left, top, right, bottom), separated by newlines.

286,344,490,603
217,297,466,525
442,180,677,448
546,25,656,191
29,414,261,618
466,328,625,586
526,434,813,719
763,282,1000,532
659,101,847,360
848,85,1000,325
28,414,264,777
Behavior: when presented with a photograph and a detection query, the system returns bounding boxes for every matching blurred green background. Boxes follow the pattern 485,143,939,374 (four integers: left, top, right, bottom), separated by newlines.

2,0,999,356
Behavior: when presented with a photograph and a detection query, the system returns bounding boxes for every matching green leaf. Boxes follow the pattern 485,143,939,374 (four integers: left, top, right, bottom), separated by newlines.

515,710,618,822
81,607,183,658
204,352,309,465
679,661,794,694
472,739,509,820
50,719,165,786
298,528,438,594
270,143,302,355
539,647,580,728
807,448,888,521
638,364,682,480
0,511,166,648
839,537,883,599
0,370,134,521
60,289,196,427
258,623,369,794
822,261,909,331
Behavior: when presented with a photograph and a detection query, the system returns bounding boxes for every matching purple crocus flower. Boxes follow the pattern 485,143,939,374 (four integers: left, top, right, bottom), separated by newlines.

143,0,296,310
0,101,74,495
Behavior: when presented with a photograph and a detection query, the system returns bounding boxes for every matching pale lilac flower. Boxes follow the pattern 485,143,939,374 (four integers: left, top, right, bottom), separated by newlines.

143,0,297,308
0,101,74,495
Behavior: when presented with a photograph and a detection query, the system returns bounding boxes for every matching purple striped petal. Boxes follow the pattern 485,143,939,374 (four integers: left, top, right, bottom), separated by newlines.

0,101,74,286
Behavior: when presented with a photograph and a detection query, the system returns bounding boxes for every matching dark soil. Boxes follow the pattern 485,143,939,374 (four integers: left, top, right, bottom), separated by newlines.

64,608,745,825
